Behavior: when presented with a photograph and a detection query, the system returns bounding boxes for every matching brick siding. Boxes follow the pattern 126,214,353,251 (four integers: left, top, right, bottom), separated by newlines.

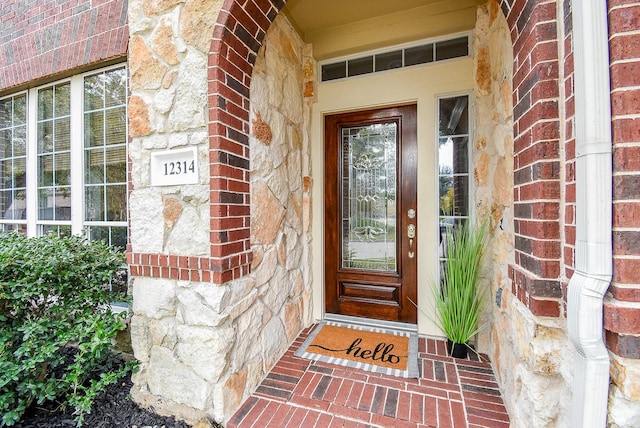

501,0,564,317
606,0,640,359
0,0,128,92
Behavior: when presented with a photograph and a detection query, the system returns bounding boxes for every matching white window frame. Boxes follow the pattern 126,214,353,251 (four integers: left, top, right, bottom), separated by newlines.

0,63,128,240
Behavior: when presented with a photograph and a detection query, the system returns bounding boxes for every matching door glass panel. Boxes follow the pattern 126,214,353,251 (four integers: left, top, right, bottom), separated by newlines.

341,122,397,272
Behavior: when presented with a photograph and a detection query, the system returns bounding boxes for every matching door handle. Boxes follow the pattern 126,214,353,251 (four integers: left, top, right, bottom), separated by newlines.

408,224,415,258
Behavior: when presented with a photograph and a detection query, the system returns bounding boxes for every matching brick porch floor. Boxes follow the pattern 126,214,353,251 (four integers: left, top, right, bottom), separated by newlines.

227,325,510,427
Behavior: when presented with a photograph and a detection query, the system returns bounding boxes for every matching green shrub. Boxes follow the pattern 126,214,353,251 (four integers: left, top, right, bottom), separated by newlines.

0,232,136,426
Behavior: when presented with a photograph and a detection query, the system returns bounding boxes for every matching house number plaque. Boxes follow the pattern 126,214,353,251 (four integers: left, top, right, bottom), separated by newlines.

151,147,199,186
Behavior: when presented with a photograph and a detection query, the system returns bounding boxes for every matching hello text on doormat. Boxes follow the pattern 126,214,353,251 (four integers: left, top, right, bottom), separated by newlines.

306,324,410,371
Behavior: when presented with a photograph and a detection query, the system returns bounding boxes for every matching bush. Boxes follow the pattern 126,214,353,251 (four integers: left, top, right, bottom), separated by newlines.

0,233,136,426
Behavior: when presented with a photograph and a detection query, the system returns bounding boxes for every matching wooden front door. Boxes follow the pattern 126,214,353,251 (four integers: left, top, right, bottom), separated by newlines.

325,105,418,323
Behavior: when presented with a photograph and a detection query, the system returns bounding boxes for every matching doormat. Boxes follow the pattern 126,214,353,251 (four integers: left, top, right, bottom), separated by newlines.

295,321,419,378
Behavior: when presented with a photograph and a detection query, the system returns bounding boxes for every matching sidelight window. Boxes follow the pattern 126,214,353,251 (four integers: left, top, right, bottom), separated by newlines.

437,94,471,266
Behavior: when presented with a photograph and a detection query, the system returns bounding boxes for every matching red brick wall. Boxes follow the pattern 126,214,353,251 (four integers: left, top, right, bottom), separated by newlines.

561,0,576,315
606,0,640,359
206,0,284,283
502,0,564,317
0,0,128,92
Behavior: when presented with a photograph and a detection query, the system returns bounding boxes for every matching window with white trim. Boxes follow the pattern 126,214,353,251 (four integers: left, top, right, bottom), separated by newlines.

437,94,471,270
0,65,128,249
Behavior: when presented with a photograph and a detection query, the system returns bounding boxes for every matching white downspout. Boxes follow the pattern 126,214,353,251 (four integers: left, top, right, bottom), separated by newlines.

567,1,612,427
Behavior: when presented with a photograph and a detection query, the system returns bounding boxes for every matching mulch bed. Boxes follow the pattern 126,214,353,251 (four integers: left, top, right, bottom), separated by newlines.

16,375,195,428
13,349,222,428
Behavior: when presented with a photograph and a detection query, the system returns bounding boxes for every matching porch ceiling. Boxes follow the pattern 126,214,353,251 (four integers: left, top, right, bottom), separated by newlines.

282,0,484,60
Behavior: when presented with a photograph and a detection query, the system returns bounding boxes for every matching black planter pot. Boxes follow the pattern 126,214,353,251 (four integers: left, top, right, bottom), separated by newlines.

447,340,468,359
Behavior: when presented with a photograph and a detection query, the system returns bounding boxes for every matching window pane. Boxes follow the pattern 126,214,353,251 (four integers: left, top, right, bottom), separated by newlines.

0,100,10,128
38,188,54,220
1,223,26,233
435,37,468,61
54,84,70,116
105,68,127,107
38,87,54,120
84,73,104,111
54,118,70,151
38,154,54,186
85,111,105,147
38,121,53,153
106,185,126,221
41,224,71,237
375,51,403,72
404,44,433,66
111,227,127,249
438,95,470,221
54,152,71,186
14,158,26,188
54,187,71,220
105,146,126,183
348,56,373,77
87,225,127,250
439,96,469,136
13,96,26,125
105,107,126,145
0,160,10,184
321,62,346,81
14,125,26,156
85,185,104,221
85,148,105,184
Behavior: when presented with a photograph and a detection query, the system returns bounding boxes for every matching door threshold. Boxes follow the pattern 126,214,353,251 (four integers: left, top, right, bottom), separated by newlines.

323,313,418,334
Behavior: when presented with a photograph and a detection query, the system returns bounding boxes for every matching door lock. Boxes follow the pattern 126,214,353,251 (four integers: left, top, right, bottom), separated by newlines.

407,224,416,258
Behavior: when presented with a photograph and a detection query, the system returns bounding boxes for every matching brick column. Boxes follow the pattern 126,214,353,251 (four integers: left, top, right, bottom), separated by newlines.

207,0,284,283
606,0,640,359
502,0,564,317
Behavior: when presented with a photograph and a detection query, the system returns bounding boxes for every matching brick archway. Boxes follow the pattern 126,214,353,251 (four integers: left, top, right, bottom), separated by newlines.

205,0,572,310
206,0,284,284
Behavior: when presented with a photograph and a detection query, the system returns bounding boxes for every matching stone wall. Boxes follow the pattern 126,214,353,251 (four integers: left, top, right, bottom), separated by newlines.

127,1,312,422
476,2,573,427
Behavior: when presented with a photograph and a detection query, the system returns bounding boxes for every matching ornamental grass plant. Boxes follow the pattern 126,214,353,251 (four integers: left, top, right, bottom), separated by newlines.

435,220,489,351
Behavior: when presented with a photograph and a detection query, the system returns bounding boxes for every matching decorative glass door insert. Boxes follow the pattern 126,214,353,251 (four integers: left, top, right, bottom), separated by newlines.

341,122,397,272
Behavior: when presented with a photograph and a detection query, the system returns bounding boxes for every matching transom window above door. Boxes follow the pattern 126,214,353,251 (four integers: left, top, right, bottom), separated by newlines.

320,34,470,82
0,65,128,249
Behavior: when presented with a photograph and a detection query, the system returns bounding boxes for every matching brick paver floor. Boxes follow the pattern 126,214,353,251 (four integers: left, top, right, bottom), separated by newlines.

227,325,510,428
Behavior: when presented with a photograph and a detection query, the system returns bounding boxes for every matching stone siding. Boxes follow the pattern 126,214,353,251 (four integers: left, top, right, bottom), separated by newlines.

127,2,311,422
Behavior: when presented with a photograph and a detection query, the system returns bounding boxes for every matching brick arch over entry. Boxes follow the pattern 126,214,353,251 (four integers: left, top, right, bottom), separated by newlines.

206,0,285,284
205,0,568,292
205,0,570,308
